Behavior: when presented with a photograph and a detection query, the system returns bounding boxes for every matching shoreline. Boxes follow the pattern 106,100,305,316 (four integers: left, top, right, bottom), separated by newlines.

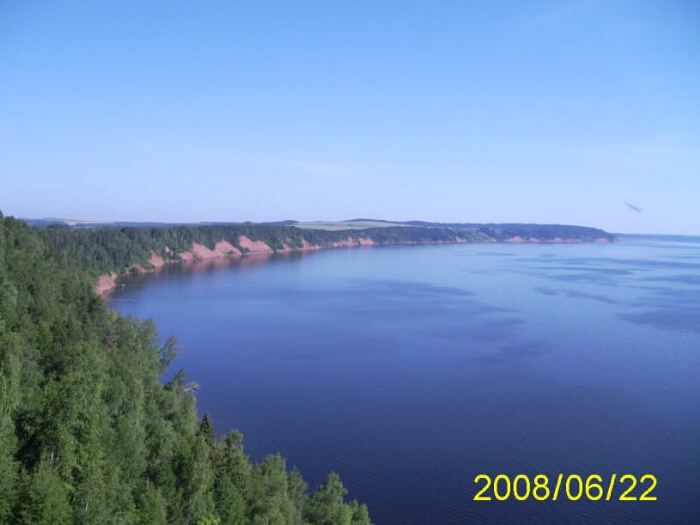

94,234,614,297
95,234,371,296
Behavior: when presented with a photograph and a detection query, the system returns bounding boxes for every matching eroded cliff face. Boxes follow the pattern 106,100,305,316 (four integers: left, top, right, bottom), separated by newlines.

238,235,274,255
95,272,120,296
95,236,275,296
177,241,242,262
94,234,371,295
94,232,615,296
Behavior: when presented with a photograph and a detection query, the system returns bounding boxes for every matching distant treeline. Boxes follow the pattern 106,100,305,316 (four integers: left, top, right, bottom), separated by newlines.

402,221,616,242
36,221,616,279
0,214,371,524
615,233,700,243
38,223,310,277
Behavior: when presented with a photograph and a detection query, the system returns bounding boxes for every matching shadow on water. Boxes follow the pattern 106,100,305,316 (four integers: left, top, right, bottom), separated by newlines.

619,282,700,334
532,286,619,304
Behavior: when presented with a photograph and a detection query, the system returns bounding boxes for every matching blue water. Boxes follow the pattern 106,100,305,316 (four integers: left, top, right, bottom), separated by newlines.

110,242,700,524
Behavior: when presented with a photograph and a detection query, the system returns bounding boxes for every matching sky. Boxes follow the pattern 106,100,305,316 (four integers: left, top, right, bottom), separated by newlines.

1,1,699,234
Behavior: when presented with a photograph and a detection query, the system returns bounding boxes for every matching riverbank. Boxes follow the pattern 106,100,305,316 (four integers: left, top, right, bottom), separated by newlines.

94,234,374,296
94,233,614,296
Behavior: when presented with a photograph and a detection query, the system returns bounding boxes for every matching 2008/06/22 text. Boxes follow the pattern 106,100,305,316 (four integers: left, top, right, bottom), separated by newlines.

474,474,657,502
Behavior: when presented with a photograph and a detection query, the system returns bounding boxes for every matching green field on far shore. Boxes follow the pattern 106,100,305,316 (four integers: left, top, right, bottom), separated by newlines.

293,220,408,230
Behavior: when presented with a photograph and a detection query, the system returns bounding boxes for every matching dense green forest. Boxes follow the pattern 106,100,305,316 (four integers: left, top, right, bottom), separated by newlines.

34,221,616,281
34,224,474,279
0,213,372,524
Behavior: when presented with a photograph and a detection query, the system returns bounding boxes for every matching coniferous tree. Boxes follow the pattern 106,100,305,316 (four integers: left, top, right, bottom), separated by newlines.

20,460,72,525
0,214,373,525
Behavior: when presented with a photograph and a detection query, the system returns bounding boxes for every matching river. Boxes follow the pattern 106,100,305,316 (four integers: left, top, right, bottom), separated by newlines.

109,241,700,524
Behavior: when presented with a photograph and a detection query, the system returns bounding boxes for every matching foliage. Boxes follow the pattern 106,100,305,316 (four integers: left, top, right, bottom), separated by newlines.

34,220,616,281
0,213,372,524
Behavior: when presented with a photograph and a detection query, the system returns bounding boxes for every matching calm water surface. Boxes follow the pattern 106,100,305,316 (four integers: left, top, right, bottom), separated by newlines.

110,242,700,524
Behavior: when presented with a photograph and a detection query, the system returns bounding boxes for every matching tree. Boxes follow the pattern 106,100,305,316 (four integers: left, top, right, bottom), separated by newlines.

0,215,373,524
20,460,72,525
198,413,217,449
305,473,372,525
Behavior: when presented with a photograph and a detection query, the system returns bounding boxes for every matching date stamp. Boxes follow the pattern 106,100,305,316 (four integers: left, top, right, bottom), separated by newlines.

474,474,657,502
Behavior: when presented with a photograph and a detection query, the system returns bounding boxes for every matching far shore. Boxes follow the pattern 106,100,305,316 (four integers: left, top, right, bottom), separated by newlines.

95,233,613,296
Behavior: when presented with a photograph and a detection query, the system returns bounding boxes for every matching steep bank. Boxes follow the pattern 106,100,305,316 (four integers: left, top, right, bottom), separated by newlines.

92,227,615,296
30,221,616,296
94,234,380,296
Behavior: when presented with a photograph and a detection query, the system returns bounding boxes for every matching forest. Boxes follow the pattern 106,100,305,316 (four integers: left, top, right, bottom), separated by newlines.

34,220,616,281
0,213,372,524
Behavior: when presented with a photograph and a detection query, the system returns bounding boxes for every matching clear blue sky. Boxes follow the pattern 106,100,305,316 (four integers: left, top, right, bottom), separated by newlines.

1,1,698,234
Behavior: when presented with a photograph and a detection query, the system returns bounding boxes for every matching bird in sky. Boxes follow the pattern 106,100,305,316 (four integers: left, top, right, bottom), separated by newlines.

626,203,643,213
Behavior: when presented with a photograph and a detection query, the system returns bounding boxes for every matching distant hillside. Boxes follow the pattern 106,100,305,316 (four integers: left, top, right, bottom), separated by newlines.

25,217,617,243
24,218,204,229
616,233,700,243
26,218,617,297
293,220,407,230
